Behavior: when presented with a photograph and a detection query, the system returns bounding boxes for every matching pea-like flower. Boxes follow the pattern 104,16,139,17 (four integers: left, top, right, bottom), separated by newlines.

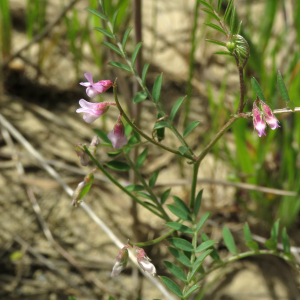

107,115,128,149
80,73,113,98
261,102,280,130
135,247,156,276
76,99,114,123
111,246,130,277
253,102,266,137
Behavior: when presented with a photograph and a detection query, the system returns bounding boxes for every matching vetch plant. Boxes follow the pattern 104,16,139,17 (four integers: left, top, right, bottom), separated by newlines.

71,0,300,299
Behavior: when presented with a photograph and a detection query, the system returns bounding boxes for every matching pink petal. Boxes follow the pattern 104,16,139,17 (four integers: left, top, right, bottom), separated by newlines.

86,87,99,98
79,82,90,87
92,84,105,93
83,113,100,123
84,72,94,84
79,99,98,109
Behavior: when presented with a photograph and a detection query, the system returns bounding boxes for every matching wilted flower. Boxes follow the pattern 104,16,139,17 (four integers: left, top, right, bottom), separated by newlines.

252,102,266,137
72,181,86,207
76,99,111,123
111,245,130,277
80,73,113,98
135,247,156,276
75,143,89,166
261,102,280,130
107,115,128,149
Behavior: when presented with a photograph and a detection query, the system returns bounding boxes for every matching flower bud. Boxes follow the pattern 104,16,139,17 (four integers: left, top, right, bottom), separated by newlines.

252,103,266,137
135,247,156,276
261,102,280,130
75,143,89,166
111,246,130,277
107,115,128,149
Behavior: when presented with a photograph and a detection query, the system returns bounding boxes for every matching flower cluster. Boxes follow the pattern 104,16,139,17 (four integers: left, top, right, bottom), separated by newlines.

252,100,280,137
111,244,156,277
76,73,128,149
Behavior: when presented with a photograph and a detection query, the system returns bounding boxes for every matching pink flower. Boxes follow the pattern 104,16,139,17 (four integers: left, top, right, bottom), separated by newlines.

253,103,266,137
111,246,130,277
76,99,110,123
261,102,280,130
107,116,128,149
134,247,156,276
80,73,113,98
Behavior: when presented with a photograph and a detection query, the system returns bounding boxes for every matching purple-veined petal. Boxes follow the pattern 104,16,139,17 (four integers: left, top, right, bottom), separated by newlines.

84,72,94,84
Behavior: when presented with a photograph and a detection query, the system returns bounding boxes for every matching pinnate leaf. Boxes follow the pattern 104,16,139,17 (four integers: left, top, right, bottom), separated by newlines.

122,28,132,50
108,61,132,73
106,161,131,171
85,7,106,20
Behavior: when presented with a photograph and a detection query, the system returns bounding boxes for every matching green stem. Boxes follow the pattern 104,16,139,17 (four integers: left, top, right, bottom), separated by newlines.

113,85,195,161
195,250,300,284
134,228,175,247
189,160,201,209
196,117,238,162
123,151,170,221
83,145,165,219
181,215,198,299
184,0,200,128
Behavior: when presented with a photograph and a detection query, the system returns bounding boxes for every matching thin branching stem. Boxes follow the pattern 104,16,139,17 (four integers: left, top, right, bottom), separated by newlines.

83,145,165,219
113,85,195,161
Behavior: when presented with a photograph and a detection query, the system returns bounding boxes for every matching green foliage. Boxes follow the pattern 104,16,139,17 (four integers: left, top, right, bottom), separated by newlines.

131,42,143,67
152,74,163,103
251,77,267,102
196,212,211,233
163,261,187,282
142,62,150,84
125,184,145,192
204,23,226,35
166,222,193,234
149,170,159,188
194,190,203,217
85,7,106,20
168,238,194,251
170,97,186,121
167,204,192,222
183,121,201,138
160,276,183,297
222,226,237,255
161,189,171,204
122,27,132,50
103,41,123,56
106,161,131,171
168,247,191,267
136,148,148,169
108,61,132,72
195,240,216,253
172,196,190,214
